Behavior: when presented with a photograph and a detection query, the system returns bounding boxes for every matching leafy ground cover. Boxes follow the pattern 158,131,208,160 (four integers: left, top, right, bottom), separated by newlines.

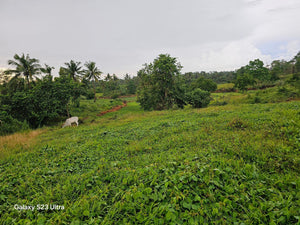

0,97,299,224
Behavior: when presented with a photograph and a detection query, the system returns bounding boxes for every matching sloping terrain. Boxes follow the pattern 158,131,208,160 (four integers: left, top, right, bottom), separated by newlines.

0,100,299,224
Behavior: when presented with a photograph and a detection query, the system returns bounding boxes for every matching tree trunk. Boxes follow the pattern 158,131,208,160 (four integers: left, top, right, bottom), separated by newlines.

93,82,97,102
27,76,31,89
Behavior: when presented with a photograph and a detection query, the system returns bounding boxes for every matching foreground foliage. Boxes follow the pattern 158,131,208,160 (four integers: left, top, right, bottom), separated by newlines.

0,99,299,224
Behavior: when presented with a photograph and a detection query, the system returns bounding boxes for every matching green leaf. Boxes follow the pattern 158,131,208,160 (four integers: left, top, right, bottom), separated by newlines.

183,201,191,209
192,204,200,210
83,210,89,217
166,211,176,221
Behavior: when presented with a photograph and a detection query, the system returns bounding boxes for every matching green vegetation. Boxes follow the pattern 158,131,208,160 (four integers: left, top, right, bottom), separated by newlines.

137,54,217,110
211,83,299,106
234,59,270,91
0,75,83,133
0,54,138,135
0,99,299,224
5,53,41,89
191,77,217,92
137,54,184,110
1,52,300,134
0,51,300,224
83,61,102,102
216,83,235,92
70,98,123,124
183,71,236,84
186,88,211,108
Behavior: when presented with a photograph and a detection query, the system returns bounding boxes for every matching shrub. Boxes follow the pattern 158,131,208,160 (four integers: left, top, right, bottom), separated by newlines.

186,88,211,108
111,93,120,99
191,77,217,92
0,76,81,128
0,112,29,135
84,90,95,100
252,96,261,104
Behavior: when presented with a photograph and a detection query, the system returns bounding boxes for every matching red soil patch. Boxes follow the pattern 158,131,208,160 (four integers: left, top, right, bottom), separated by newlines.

98,96,111,99
98,95,136,99
286,97,300,102
97,101,127,116
119,95,136,98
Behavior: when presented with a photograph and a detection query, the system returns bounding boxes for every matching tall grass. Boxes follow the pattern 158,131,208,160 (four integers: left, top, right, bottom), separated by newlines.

0,130,45,159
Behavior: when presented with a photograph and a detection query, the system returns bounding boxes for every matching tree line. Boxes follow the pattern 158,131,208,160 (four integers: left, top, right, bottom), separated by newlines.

0,54,138,135
136,52,300,110
234,52,300,91
1,51,299,135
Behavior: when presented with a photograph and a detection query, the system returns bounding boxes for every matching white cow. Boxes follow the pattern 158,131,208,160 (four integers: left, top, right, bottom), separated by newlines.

62,117,79,128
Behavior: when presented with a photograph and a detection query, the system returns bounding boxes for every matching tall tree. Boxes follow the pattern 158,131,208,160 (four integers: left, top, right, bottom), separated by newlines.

84,61,102,102
246,59,270,81
104,73,112,81
137,54,182,110
269,60,285,80
40,64,54,77
234,73,255,91
5,53,41,89
62,60,83,82
112,74,119,81
292,51,300,73
234,58,270,91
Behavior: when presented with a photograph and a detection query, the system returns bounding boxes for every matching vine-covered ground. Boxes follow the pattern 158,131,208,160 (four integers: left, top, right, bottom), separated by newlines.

0,99,299,224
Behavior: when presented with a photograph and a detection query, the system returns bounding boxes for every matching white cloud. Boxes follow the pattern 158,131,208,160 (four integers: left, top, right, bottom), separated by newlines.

200,41,271,71
171,39,271,72
277,41,300,60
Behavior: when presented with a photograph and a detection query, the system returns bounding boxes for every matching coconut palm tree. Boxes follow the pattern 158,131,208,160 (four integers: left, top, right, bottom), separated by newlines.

5,53,41,89
63,60,83,82
40,64,55,77
104,73,112,81
84,61,102,102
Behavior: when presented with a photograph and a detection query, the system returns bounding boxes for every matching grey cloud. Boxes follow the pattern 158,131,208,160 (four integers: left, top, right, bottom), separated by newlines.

0,0,299,75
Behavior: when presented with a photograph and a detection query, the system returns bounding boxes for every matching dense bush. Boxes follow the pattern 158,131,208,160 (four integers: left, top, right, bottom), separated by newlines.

186,88,211,108
0,111,29,135
288,73,300,91
0,76,82,130
83,89,95,100
111,93,120,99
234,73,255,91
191,77,217,92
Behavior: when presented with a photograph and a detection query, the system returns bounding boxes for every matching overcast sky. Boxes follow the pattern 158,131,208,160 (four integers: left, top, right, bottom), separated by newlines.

0,0,300,77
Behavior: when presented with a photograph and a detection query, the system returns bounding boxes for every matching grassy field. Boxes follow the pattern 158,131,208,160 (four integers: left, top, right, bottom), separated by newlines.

211,84,300,106
216,83,235,92
0,93,299,224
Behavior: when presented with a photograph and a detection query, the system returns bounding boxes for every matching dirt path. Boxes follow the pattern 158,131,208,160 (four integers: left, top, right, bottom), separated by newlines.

97,101,127,116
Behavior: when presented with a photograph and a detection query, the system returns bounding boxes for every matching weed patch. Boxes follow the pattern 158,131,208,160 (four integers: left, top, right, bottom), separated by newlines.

227,118,248,130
